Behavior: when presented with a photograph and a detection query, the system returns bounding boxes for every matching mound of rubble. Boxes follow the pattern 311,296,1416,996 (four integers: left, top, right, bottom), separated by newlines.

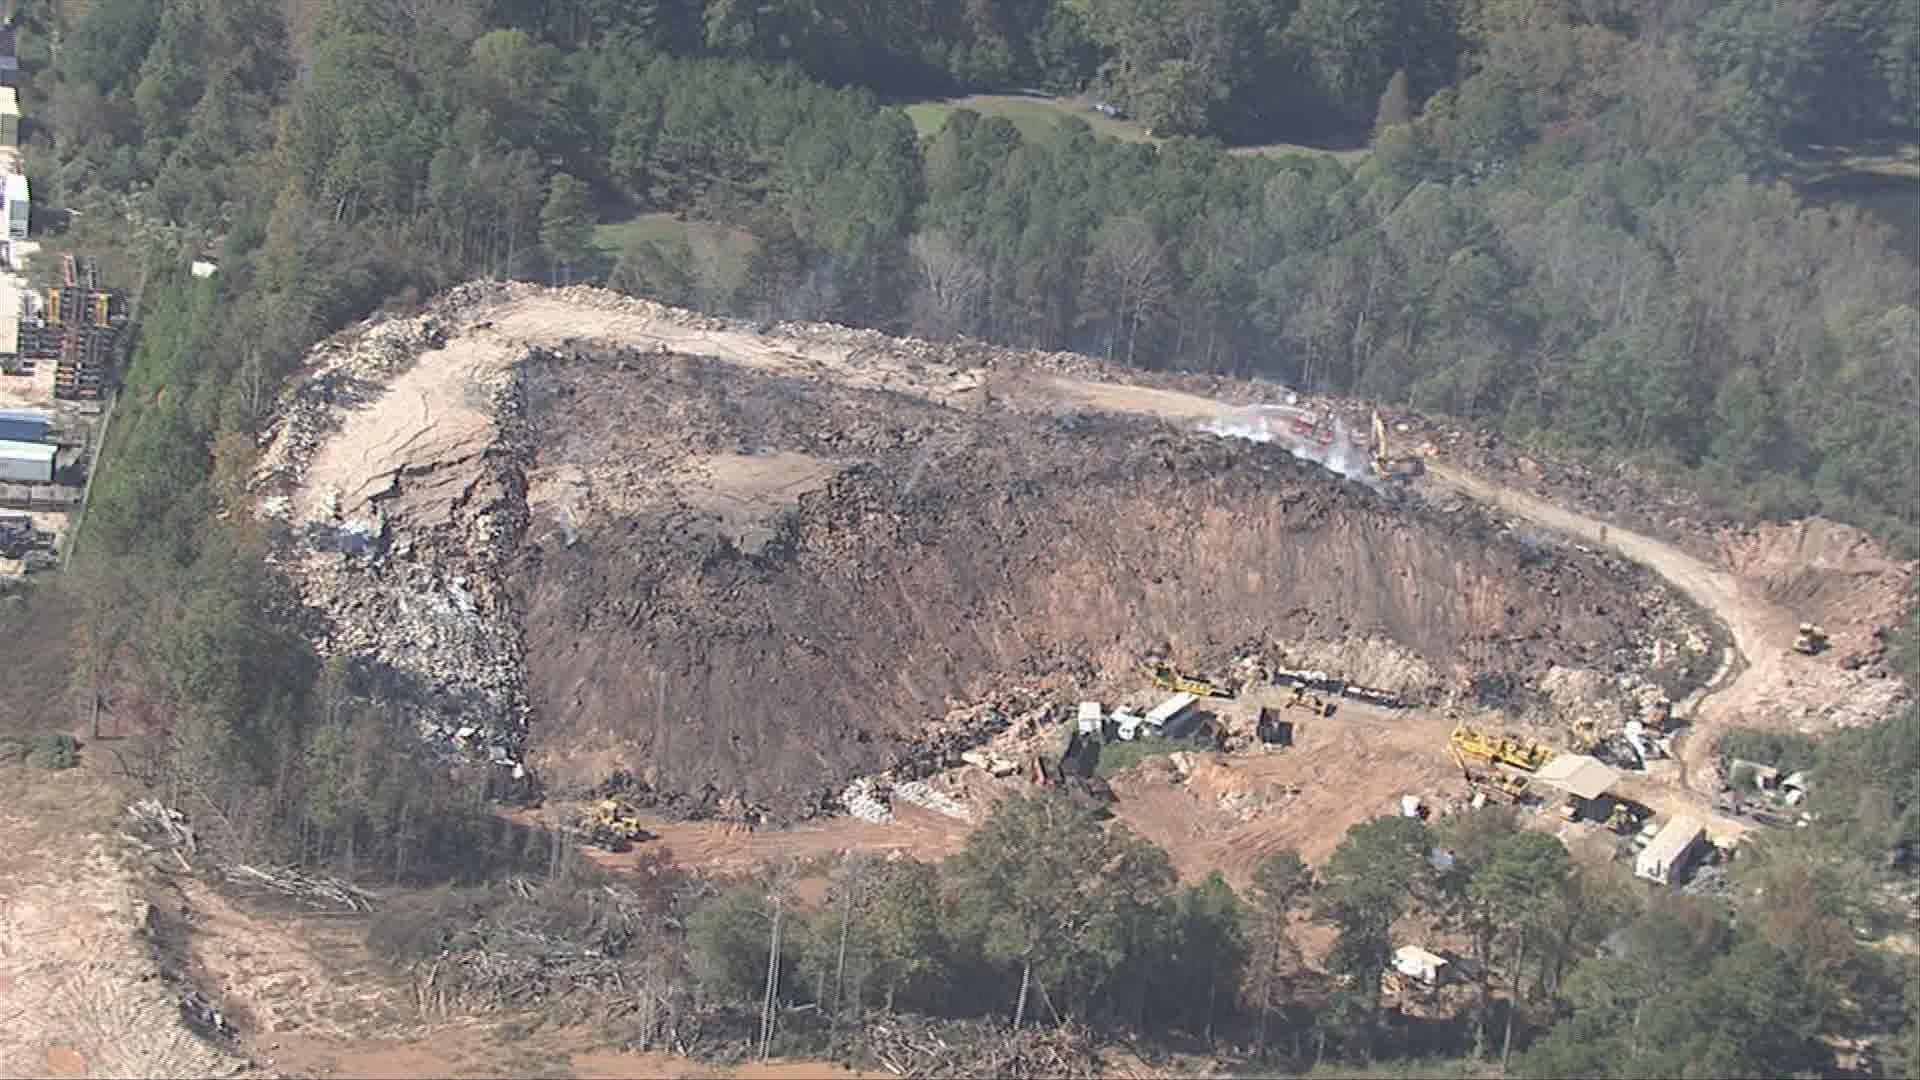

255,284,1714,819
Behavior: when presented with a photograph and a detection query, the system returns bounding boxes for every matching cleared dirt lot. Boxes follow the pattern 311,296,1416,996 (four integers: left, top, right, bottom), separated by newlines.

0,759,247,1080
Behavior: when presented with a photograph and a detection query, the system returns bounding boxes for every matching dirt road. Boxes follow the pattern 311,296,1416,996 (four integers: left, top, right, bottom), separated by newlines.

1427,464,1803,840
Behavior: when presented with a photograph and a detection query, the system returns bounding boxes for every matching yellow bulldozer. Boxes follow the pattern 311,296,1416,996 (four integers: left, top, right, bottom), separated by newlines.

1372,410,1427,483
572,798,656,852
1450,720,1555,772
1283,686,1335,718
1793,623,1829,656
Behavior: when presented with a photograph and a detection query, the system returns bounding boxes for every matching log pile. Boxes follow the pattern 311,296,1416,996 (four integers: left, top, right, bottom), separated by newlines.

861,1018,1104,1079
217,863,375,913
124,799,198,855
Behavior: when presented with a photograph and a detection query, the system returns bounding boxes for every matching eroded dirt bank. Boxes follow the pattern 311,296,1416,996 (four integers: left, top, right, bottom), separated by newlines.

510,348,1684,815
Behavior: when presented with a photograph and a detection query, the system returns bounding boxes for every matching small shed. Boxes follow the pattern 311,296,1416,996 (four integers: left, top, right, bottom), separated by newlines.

0,408,47,443
1392,945,1449,986
1076,701,1102,736
1635,816,1707,886
0,437,54,483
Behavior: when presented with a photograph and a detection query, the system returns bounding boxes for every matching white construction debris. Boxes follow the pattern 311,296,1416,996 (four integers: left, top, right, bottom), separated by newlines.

840,777,894,823
893,779,972,822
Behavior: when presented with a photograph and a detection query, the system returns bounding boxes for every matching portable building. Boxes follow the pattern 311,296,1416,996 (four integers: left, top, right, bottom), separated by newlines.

0,408,48,443
3,173,25,240
1076,701,1102,736
0,437,54,483
0,87,16,147
1634,816,1707,886
1392,945,1450,986
1142,692,1199,733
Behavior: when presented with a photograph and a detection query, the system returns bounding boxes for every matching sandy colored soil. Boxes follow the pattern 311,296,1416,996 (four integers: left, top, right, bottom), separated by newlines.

0,759,247,1079
266,1028,893,1080
517,801,974,878
296,334,520,527
1426,463,1914,842
1108,696,1461,882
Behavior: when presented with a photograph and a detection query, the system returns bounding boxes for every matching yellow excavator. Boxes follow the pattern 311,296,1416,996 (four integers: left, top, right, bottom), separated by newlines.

1372,410,1426,482
1449,745,1530,802
1147,662,1235,699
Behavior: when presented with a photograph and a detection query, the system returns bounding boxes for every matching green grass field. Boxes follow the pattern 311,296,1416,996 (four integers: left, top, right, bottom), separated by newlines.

592,212,758,296
900,92,1369,164
592,212,690,256
903,93,1154,143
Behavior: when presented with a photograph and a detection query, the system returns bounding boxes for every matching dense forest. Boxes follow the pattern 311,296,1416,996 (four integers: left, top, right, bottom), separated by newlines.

7,0,1920,1073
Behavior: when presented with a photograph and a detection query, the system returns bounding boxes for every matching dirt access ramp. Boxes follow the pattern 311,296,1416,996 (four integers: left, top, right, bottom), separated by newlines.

0,760,249,1079
1429,464,1911,806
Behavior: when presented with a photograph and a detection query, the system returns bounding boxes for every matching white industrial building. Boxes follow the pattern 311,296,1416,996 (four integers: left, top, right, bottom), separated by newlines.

0,86,16,148
0,437,54,483
3,172,25,240
1635,816,1707,886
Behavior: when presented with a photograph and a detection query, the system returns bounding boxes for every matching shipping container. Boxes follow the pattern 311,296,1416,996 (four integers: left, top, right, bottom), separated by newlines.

0,437,54,483
0,408,47,442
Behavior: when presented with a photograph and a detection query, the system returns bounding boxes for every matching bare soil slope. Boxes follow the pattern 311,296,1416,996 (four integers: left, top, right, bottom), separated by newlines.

513,349,1675,815
257,285,1713,822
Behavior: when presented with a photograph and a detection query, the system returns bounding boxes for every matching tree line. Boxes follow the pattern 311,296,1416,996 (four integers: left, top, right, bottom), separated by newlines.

371,789,1887,1076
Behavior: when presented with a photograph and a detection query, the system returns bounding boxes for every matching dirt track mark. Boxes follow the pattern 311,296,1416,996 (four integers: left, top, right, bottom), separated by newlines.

0,763,248,1079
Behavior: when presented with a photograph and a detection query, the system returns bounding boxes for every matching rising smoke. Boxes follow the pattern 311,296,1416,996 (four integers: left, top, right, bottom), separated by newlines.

1198,405,1381,489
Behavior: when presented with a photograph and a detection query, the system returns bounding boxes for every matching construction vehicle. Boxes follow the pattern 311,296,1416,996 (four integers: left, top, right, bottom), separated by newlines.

1793,623,1829,656
1371,410,1426,482
571,798,656,852
1147,662,1235,699
1284,686,1335,718
1605,799,1650,835
1450,746,1530,802
1450,720,1555,772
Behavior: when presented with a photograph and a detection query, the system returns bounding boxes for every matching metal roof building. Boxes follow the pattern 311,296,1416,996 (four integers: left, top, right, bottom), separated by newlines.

0,408,47,442
0,87,17,148
1533,753,1621,801
0,437,54,484
1635,816,1707,886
